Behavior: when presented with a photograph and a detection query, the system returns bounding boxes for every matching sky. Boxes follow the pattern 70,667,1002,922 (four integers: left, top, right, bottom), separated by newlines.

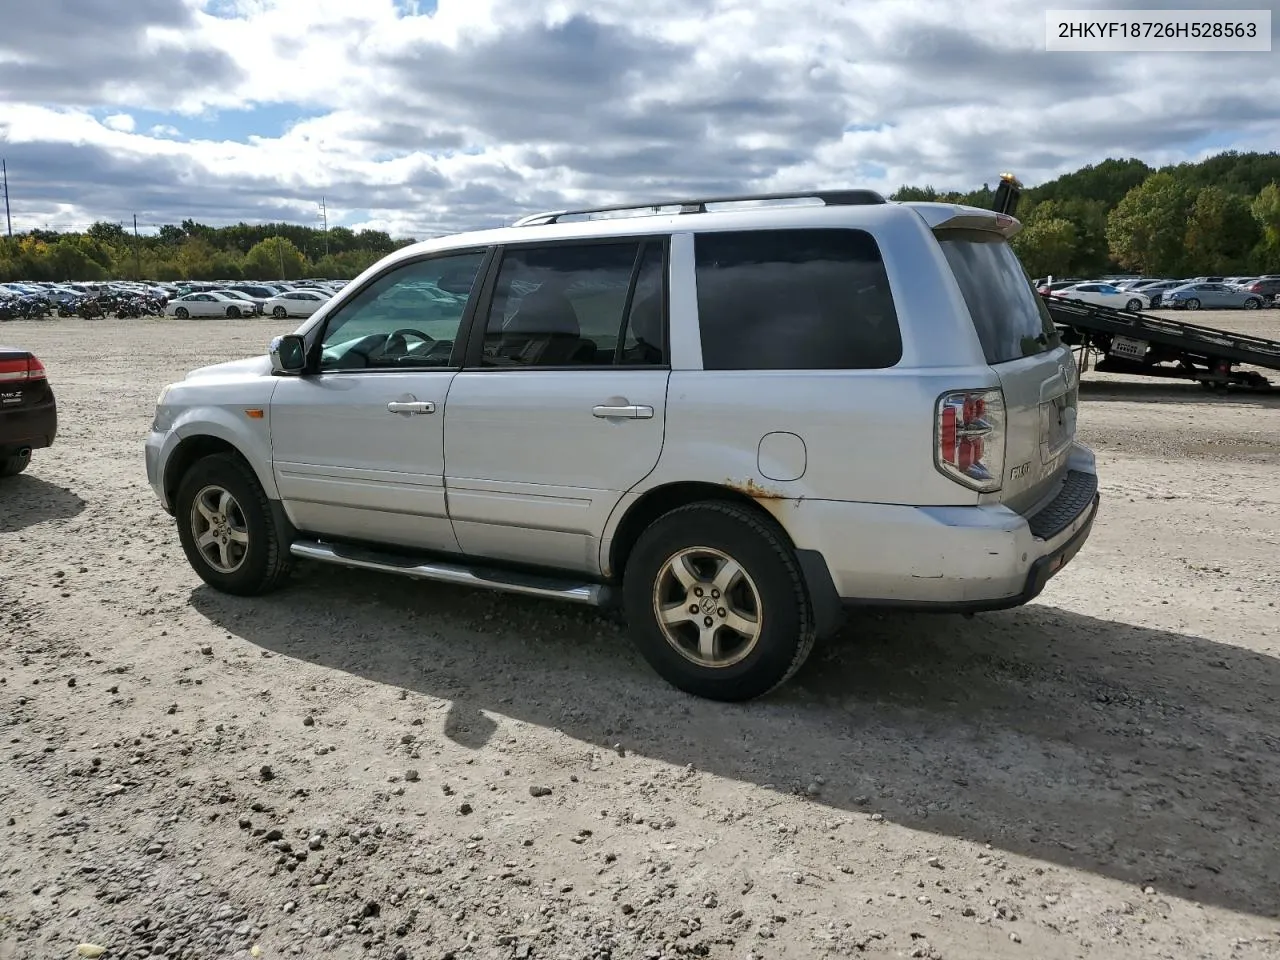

0,0,1276,238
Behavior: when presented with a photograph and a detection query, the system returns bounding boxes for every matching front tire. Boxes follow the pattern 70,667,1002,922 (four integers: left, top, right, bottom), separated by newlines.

174,453,291,596
1244,298,1261,310
227,306,241,318
1185,298,1200,310
622,501,816,701
1125,298,1142,312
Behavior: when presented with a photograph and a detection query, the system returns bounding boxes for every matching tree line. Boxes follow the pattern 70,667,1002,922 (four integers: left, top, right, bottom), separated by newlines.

892,150,1280,279
3,150,1278,283
0,219,416,283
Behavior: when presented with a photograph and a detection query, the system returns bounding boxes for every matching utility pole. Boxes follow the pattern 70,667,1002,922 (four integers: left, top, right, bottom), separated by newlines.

2,159,11,237
133,214,141,280
320,197,329,259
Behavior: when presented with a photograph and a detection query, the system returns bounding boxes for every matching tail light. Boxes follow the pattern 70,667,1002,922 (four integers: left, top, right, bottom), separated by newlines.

0,355,46,382
935,389,1005,492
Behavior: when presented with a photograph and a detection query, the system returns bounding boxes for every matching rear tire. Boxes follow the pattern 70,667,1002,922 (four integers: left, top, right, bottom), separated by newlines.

273,306,288,318
0,451,31,477
621,501,816,701
175,307,189,319
174,453,292,596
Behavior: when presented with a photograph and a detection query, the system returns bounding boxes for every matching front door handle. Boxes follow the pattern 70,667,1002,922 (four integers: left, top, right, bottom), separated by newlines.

387,400,436,415
593,404,654,420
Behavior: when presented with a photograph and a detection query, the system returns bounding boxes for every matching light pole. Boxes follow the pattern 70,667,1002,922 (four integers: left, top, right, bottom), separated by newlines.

2,159,11,237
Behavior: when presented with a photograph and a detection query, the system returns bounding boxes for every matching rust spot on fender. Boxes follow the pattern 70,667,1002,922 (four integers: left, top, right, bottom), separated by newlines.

725,478,789,501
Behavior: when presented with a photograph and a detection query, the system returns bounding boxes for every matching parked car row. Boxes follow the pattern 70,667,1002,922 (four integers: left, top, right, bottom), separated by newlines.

1,278,345,321
1035,275,1280,310
165,287,332,319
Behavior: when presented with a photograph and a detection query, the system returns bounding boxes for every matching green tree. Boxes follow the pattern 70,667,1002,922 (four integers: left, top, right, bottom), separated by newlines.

1011,217,1077,278
243,236,307,280
176,236,219,279
87,221,127,245
1252,182,1280,245
1029,198,1110,276
1184,186,1259,274
48,238,106,281
1032,157,1154,208
889,185,941,202
1106,172,1196,275
312,249,383,279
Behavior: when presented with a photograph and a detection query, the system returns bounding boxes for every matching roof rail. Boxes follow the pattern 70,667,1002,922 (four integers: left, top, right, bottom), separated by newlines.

510,189,887,227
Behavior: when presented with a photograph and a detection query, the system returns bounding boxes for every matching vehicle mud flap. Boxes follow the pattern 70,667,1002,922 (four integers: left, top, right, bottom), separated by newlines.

795,548,846,639
269,498,300,547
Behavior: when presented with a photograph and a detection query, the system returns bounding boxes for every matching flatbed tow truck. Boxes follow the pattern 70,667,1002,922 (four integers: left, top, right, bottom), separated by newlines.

993,174,1280,391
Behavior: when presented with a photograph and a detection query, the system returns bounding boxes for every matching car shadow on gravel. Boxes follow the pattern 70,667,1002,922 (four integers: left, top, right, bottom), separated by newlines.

190,566,1280,920
0,474,86,532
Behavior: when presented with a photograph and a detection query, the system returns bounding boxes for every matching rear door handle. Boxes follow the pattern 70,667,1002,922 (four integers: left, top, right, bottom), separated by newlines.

387,400,436,415
593,404,654,420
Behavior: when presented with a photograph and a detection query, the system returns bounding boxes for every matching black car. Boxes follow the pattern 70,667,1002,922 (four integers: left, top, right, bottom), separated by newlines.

0,347,57,477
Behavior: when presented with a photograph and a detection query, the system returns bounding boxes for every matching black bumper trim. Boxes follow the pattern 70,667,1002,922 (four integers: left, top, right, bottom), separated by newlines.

840,492,1101,615
1027,469,1098,541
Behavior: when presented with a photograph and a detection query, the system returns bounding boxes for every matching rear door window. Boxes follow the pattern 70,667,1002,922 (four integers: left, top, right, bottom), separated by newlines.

693,228,902,370
477,240,667,368
935,228,1060,364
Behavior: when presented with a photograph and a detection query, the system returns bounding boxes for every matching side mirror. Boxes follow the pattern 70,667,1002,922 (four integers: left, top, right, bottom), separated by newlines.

270,334,307,375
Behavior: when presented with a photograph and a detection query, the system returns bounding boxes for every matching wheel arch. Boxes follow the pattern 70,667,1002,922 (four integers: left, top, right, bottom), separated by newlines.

163,435,252,506
606,482,780,579
604,481,844,638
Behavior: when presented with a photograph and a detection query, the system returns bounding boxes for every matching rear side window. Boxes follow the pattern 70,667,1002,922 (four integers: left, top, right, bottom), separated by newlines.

935,228,1060,364
694,229,902,370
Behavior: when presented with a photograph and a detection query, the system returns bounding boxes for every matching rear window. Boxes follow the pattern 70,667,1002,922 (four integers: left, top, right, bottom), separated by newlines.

694,228,902,370
935,228,1060,364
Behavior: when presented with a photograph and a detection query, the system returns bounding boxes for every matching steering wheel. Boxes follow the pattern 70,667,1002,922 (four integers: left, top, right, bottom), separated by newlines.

384,327,434,357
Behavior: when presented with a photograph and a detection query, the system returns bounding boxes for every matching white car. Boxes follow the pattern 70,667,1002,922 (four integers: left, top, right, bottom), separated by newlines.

145,188,1099,702
1049,282,1150,311
264,290,330,318
165,292,260,319
212,289,266,313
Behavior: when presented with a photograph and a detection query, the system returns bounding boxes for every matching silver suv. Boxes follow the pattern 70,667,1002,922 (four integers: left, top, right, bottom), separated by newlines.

145,190,1100,701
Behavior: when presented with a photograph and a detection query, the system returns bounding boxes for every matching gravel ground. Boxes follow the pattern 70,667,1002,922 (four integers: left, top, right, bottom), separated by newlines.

2,311,1279,960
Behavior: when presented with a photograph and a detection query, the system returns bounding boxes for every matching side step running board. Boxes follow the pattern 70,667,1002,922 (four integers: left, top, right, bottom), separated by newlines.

289,540,614,607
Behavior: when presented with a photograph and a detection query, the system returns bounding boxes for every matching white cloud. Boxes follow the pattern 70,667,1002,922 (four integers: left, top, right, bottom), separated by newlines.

0,0,1276,235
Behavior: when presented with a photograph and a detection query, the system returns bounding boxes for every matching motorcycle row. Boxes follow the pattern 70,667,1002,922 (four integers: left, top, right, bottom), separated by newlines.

0,292,167,322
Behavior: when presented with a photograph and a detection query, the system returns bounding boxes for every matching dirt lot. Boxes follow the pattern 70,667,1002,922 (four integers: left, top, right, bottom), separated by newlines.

2,311,1279,960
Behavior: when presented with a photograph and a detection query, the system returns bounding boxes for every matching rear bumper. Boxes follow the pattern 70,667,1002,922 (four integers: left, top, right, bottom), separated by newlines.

782,443,1100,621
0,396,57,453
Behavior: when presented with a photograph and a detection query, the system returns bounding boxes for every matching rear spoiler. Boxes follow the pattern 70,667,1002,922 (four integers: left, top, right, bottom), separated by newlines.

905,173,1025,238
